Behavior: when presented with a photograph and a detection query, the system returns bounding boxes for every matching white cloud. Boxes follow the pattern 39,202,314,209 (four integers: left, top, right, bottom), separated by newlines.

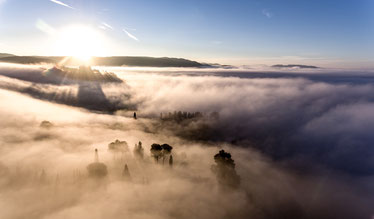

50,0,75,10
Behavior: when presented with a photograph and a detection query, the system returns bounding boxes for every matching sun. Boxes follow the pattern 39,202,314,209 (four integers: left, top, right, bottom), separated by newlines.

53,25,106,64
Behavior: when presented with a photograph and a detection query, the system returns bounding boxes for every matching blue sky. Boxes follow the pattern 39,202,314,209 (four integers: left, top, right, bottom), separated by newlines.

0,0,373,67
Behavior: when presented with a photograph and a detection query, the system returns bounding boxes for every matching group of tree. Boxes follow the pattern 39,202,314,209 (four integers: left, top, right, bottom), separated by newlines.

89,139,240,189
61,66,123,83
150,143,173,166
88,140,174,179
160,111,219,123
108,139,129,153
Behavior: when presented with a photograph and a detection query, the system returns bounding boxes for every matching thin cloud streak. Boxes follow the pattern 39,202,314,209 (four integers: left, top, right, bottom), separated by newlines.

101,22,113,30
123,28,139,41
35,19,56,35
124,27,136,31
49,0,75,9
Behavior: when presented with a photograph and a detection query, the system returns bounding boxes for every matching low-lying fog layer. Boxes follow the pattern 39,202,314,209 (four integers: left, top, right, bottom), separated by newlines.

0,63,374,219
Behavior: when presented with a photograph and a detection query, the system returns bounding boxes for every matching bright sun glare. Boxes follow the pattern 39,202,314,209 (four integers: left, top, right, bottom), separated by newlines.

54,25,106,63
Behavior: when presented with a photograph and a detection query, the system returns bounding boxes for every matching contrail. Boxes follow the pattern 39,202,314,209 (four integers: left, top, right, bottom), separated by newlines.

123,27,136,31
50,0,75,9
101,22,113,30
123,28,139,41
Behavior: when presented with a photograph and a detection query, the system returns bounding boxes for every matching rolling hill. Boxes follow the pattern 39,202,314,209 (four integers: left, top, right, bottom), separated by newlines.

0,55,211,68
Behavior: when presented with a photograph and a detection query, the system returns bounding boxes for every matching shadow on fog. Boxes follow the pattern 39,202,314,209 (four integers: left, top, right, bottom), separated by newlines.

0,65,134,112
77,82,111,111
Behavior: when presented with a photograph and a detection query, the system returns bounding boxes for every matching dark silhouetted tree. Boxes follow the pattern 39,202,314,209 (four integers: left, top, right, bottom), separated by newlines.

150,144,163,163
108,139,129,153
94,148,99,162
169,155,173,167
87,148,108,178
161,144,173,153
133,112,137,119
161,144,173,164
133,141,144,159
211,150,240,188
151,143,174,164
122,164,131,181
40,120,53,129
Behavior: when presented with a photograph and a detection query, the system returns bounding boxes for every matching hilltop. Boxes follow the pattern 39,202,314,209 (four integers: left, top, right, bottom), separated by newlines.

0,55,211,68
0,53,14,58
272,64,319,69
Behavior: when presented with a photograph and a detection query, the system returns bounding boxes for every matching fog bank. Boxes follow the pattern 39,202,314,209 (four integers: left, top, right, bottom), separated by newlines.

0,64,374,218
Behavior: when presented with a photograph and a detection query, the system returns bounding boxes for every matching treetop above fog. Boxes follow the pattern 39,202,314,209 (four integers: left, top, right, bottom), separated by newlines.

214,150,235,169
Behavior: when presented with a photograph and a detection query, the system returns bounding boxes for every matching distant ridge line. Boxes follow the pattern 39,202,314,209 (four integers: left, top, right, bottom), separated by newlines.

0,55,212,68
